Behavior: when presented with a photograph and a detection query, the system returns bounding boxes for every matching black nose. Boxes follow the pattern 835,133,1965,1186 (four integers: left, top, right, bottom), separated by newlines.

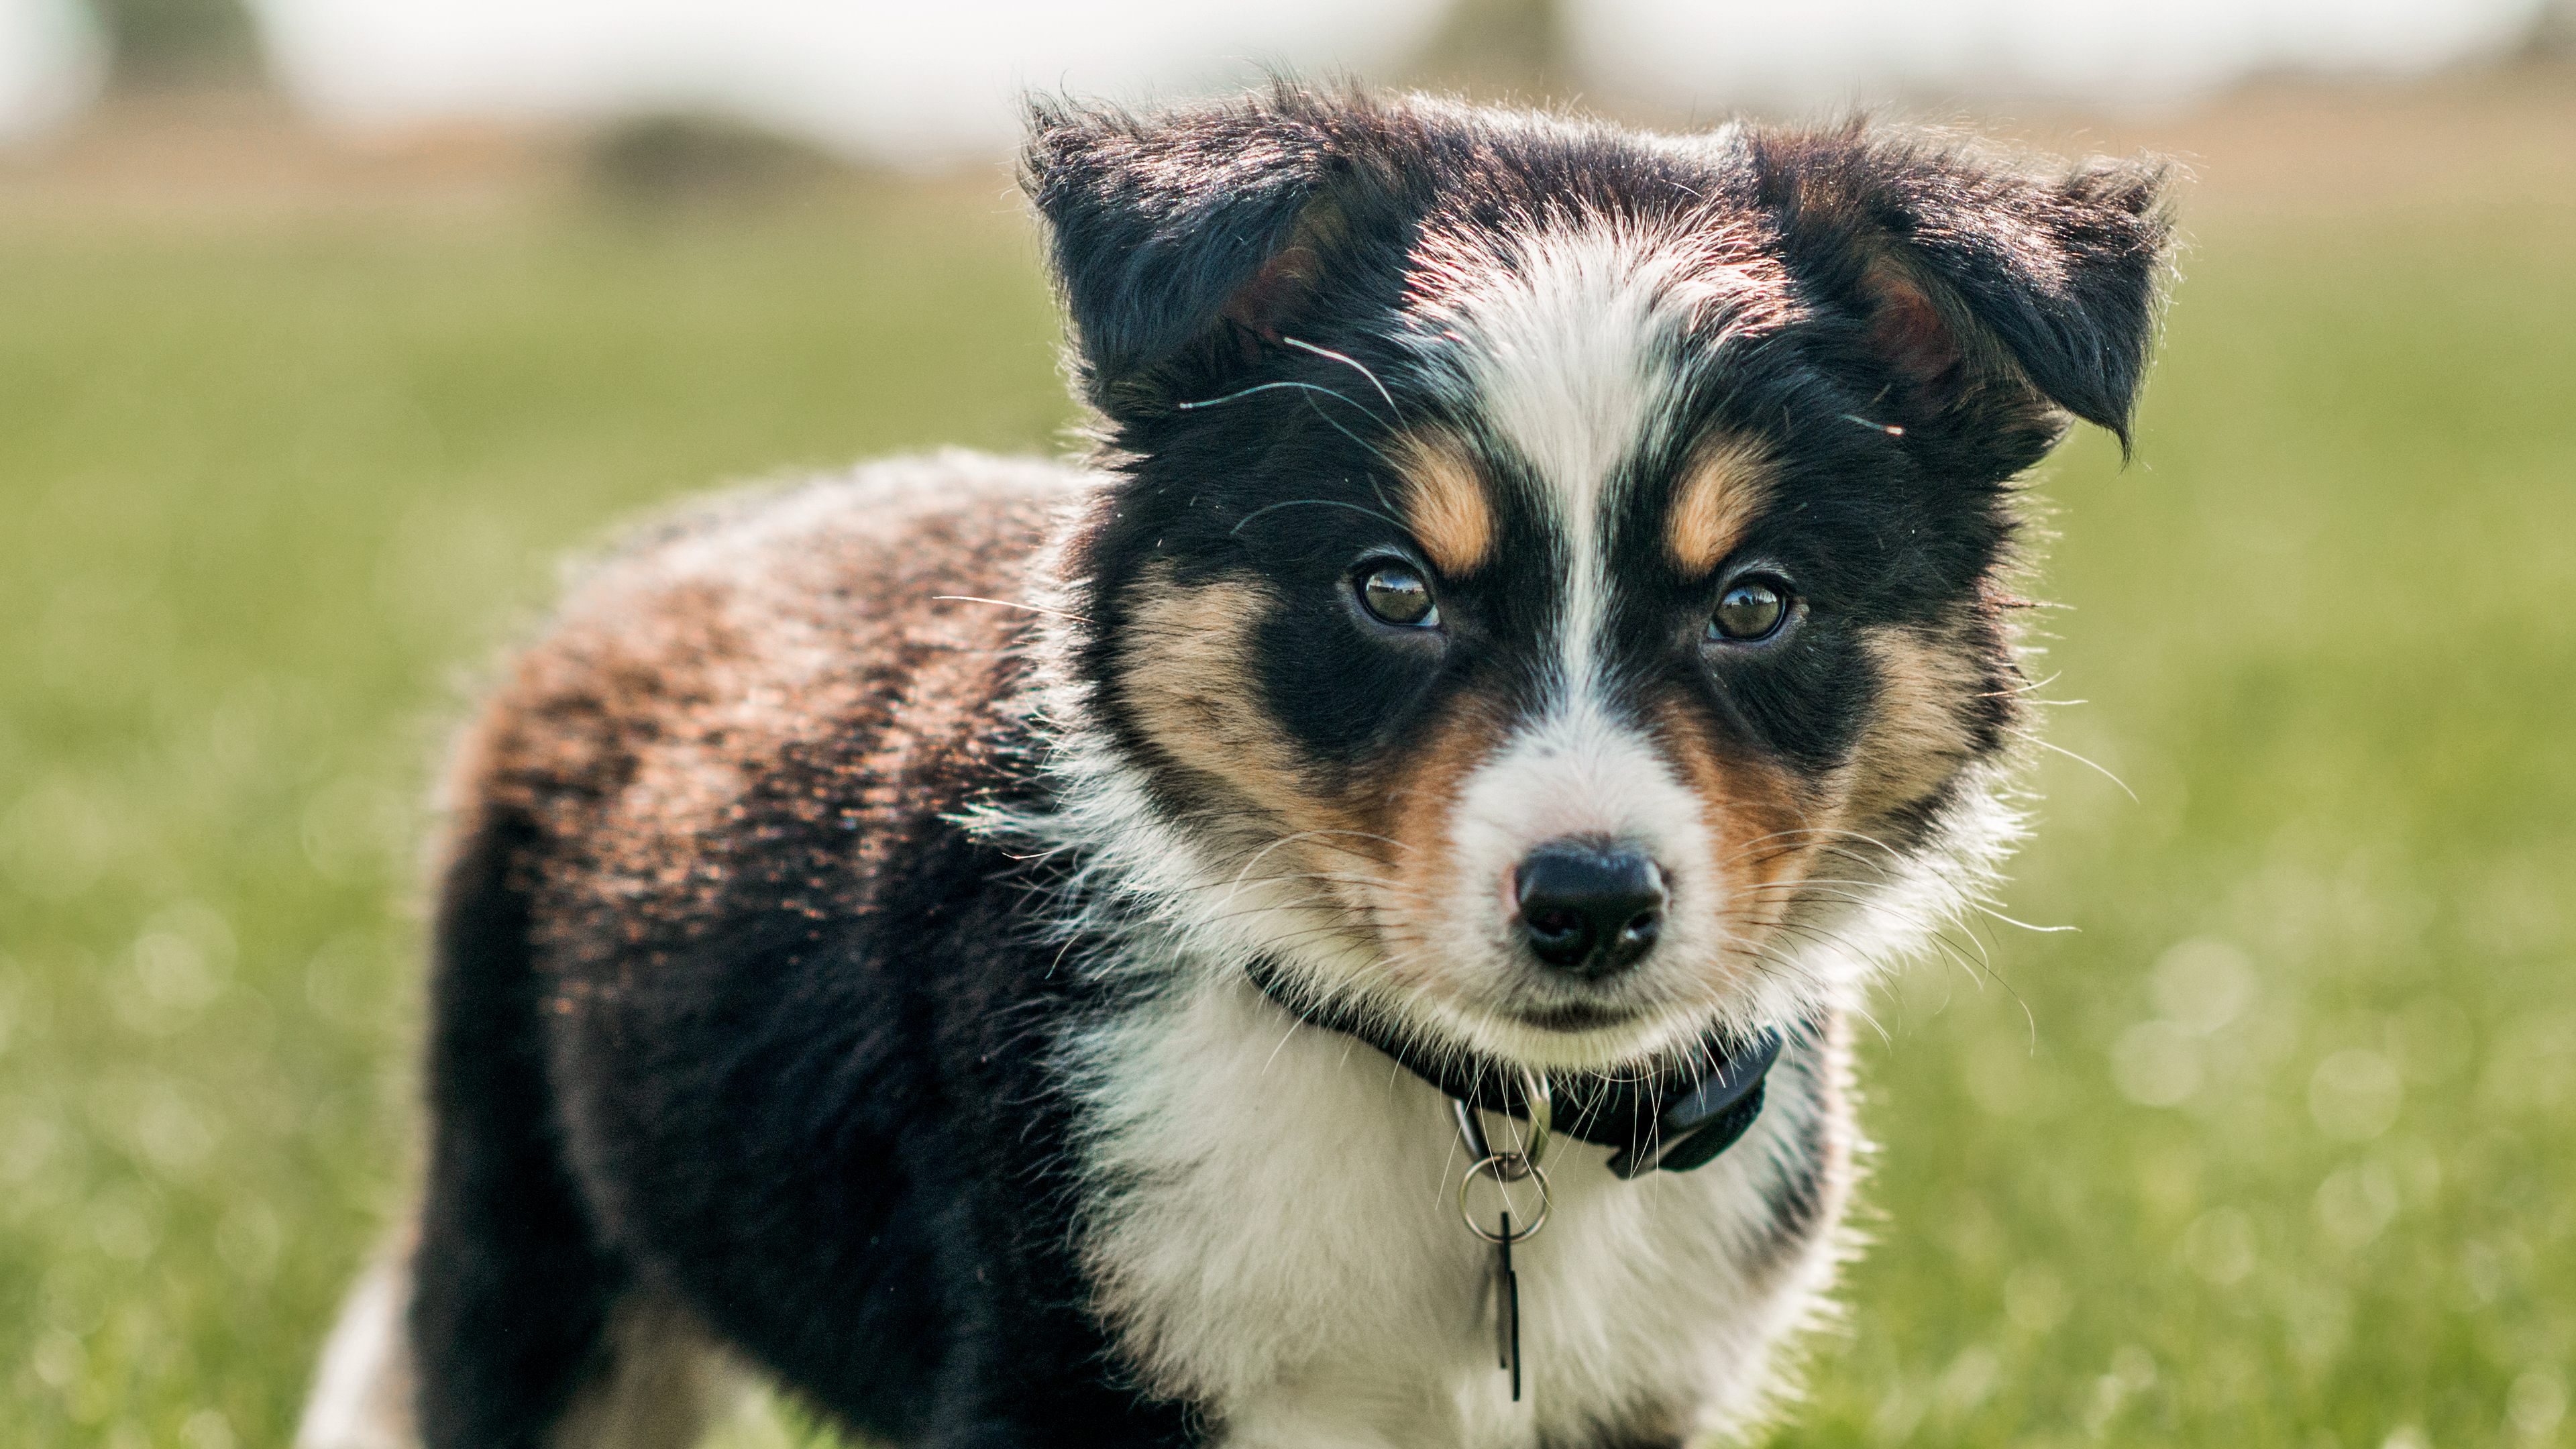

1513,837,1667,978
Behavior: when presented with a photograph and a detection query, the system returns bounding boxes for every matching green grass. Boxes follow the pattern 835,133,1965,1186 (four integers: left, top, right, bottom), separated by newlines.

1,165,2567,1447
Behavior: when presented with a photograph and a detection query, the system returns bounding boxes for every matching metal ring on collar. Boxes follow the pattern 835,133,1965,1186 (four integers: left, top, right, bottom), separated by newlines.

1513,1069,1552,1170
1458,1155,1552,1243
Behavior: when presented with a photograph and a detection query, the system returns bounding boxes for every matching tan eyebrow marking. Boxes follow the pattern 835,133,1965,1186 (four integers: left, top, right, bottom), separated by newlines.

1388,429,1495,577
1667,434,1774,575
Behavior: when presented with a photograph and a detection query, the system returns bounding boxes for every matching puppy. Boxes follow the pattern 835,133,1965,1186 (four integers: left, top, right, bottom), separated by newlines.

300,84,2169,1449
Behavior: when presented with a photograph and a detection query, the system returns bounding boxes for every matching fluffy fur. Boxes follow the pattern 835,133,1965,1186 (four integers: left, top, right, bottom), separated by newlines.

301,84,2169,1449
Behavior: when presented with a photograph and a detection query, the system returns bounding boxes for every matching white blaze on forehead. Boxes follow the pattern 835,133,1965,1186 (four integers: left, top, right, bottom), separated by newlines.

1436,227,1684,539
1405,220,1731,691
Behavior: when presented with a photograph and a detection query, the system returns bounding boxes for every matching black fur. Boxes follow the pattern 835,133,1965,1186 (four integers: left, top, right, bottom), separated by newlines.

412,808,625,1448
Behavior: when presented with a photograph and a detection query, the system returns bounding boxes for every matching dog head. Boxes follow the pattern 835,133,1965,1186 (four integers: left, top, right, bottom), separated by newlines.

1017,86,2169,1071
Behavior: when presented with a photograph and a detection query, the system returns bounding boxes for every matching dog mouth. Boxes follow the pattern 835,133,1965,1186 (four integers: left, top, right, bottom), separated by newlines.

1507,1000,1648,1032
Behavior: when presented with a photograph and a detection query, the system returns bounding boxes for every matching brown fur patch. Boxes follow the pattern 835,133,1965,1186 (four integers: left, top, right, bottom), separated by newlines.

1859,262,1966,399
1114,572,1390,917
1650,698,1824,943
1116,576,1302,820
1839,625,1986,828
1648,616,2002,947
443,464,1071,997
1387,429,1494,577
1116,564,1520,987
1221,196,1350,348
1366,694,1510,992
1665,434,1774,575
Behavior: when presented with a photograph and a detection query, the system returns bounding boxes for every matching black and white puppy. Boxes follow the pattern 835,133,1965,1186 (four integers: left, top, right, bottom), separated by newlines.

300,84,2169,1449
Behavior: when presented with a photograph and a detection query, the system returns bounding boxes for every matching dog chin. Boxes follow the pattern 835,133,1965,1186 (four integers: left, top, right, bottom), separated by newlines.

1434,994,1705,1074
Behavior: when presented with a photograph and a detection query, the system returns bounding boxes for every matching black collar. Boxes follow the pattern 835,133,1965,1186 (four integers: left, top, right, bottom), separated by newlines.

1243,958,1784,1177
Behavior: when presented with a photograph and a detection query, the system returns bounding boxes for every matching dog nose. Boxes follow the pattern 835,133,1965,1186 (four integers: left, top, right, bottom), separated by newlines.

1512,837,1667,978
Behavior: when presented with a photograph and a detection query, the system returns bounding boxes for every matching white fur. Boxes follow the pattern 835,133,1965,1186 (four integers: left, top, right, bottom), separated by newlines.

1428,228,1724,1061
298,1256,416,1449
1065,969,1842,1448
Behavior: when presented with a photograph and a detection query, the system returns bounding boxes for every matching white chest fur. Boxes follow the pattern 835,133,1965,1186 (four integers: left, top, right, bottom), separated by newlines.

1065,978,1846,1449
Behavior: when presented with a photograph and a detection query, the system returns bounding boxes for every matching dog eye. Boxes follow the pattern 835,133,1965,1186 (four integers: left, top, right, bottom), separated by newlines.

1358,561,1440,627
1707,578,1790,643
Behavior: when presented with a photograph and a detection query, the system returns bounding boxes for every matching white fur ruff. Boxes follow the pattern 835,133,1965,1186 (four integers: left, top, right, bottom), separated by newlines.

1063,970,1843,1448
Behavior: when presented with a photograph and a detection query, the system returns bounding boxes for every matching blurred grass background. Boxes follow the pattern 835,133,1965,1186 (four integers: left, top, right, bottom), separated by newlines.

0,64,2569,1449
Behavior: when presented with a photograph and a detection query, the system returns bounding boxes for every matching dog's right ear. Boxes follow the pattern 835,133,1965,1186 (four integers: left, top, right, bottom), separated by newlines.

1024,96,1354,425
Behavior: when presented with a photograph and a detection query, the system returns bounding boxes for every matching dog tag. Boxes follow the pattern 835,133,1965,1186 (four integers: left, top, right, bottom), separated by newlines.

1456,1084,1550,1405
1495,1212,1521,1399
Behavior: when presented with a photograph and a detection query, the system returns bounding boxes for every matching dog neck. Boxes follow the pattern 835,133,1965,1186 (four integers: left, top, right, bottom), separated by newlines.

1240,955,1786,1178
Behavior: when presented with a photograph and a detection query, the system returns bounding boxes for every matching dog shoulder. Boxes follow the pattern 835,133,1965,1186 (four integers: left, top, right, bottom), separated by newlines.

437,450,1085,931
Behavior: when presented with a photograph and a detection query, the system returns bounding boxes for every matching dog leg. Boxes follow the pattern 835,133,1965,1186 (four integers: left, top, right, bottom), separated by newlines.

298,1250,747,1449
407,806,627,1448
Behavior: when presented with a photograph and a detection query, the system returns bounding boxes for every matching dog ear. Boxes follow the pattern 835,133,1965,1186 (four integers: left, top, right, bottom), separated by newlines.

1024,94,1361,424
1751,126,2174,479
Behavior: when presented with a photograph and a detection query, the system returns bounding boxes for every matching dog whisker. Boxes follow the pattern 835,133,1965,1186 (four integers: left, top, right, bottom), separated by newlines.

1279,335,1400,418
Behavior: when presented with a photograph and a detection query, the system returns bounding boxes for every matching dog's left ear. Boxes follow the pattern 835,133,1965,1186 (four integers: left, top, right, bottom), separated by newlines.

1752,127,2175,479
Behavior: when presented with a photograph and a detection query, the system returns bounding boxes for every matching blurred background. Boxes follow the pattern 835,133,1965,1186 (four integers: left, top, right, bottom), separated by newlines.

0,1,2569,1446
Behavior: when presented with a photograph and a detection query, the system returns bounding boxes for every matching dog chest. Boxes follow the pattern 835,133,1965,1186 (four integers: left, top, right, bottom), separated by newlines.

1065,977,1844,1448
